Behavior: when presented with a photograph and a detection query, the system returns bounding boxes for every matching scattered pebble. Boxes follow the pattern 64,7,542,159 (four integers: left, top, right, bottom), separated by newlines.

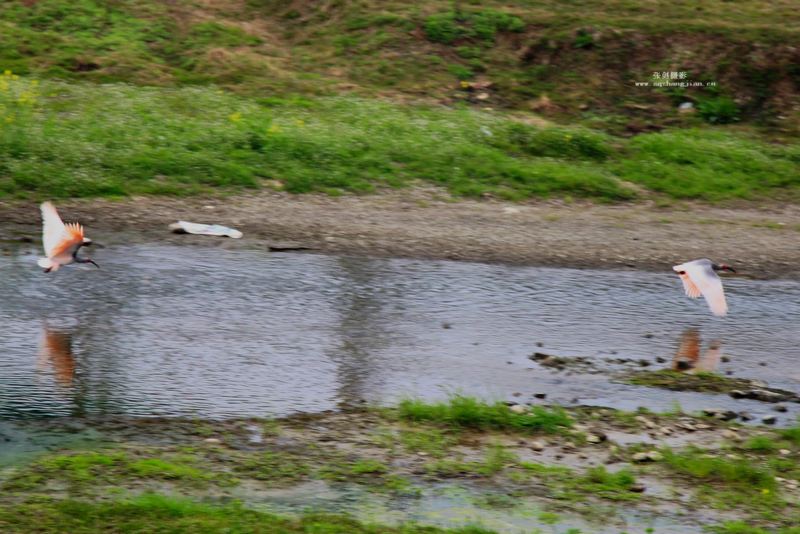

533,393,547,399
722,430,740,441
509,404,527,414
762,415,778,425
203,438,222,444
586,434,603,444
530,440,545,451
738,412,754,421
630,483,647,493
779,449,791,456
774,404,788,413
659,427,674,435
632,451,662,462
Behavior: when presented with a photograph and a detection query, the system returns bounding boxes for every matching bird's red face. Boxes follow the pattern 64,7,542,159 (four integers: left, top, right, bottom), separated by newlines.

717,264,736,273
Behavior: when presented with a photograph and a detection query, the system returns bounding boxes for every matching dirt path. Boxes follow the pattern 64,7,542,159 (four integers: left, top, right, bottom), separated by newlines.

2,189,799,278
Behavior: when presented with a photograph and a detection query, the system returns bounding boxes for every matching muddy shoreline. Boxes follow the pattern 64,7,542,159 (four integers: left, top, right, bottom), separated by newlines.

2,402,798,533
2,189,799,279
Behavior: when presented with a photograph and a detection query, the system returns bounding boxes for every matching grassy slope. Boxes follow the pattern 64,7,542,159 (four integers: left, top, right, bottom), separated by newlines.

0,0,798,201
1,75,798,200
1,0,798,127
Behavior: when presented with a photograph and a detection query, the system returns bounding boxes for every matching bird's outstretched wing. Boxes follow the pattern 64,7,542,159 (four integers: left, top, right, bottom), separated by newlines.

41,202,84,258
684,262,728,317
677,272,702,298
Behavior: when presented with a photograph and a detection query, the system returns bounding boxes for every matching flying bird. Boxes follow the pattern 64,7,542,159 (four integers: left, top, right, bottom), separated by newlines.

38,201,98,272
672,259,735,317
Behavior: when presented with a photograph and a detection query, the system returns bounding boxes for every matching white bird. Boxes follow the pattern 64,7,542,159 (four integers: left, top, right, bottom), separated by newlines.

38,201,98,273
672,258,735,317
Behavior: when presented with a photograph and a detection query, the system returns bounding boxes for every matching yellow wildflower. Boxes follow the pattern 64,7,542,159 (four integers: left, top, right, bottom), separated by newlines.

294,119,304,127
228,112,242,122
3,70,11,76
761,488,770,495
268,124,281,133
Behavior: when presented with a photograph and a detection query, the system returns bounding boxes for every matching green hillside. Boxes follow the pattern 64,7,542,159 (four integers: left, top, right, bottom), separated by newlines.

0,0,798,200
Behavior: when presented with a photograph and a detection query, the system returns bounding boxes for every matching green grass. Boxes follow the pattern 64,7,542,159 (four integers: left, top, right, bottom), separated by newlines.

233,451,310,483
2,449,223,491
707,521,800,534
615,130,800,200
0,75,798,201
743,436,780,453
397,396,572,434
779,425,800,446
661,448,777,491
0,493,497,533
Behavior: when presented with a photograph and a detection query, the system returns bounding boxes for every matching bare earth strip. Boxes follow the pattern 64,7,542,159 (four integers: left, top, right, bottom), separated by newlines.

1,189,799,279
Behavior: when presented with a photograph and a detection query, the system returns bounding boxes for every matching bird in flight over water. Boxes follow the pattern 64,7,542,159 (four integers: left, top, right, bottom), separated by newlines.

38,201,98,272
672,258,735,317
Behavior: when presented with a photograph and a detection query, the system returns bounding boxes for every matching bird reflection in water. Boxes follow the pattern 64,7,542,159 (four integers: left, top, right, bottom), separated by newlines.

37,325,76,388
671,328,722,373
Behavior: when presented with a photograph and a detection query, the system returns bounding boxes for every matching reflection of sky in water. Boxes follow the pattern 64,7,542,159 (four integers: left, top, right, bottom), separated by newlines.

0,244,798,419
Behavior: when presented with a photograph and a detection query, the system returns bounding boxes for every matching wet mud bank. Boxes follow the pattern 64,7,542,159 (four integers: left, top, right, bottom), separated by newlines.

2,190,800,279
1,401,798,533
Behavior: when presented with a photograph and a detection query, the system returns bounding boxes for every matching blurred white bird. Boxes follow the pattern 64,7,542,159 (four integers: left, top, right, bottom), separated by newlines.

672,258,735,317
38,201,98,272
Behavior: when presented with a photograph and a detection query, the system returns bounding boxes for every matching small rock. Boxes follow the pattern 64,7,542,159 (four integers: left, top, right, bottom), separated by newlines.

535,342,544,347
530,440,546,451
655,357,667,363
779,449,791,456
586,434,603,444
529,352,551,361
774,404,788,413
629,483,647,493
681,423,697,432
512,392,522,397
695,423,711,430
678,102,694,111
660,427,674,435
738,412,754,421
762,415,778,425
746,389,787,403
721,356,730,363
203,438,222,444
729,390,747,399
563,441,576,451
644,333,654,339
533,393,547,399
632,450,662,463
441,322,452,329
638,359,651,367
722,430,740,441
509,404,527,414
